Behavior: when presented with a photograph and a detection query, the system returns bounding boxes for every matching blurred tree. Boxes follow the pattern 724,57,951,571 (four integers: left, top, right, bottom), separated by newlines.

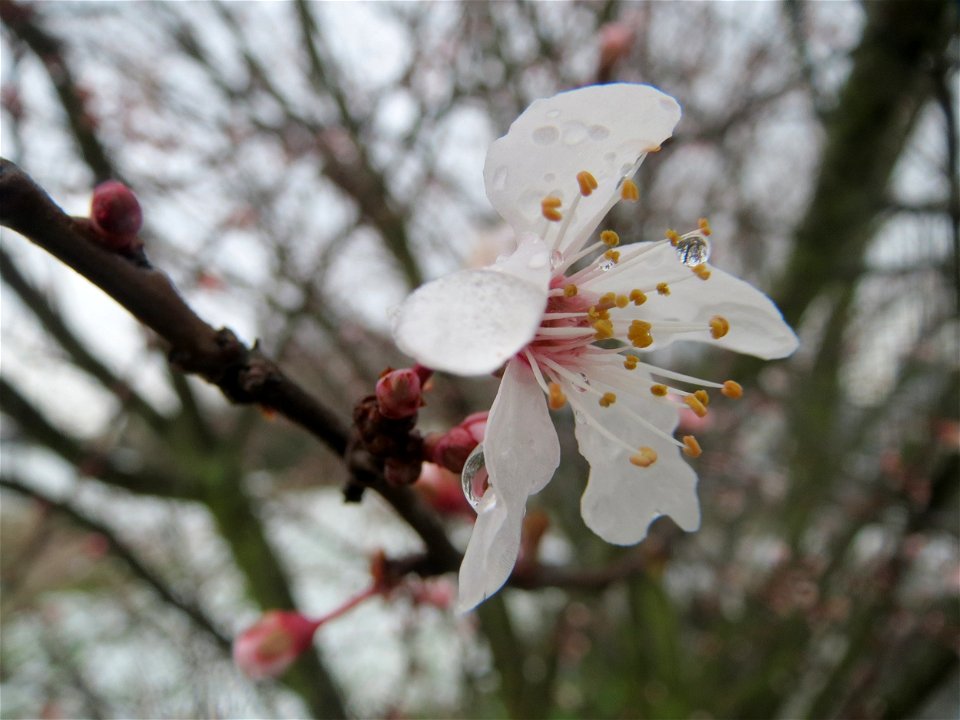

1,1,956,718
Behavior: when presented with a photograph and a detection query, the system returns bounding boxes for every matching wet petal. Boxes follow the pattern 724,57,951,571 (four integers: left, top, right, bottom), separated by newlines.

485,358,561,506
456,488,524,612
483,84,680,242
573,363,700,544
588,242,798,359
391,269,548,377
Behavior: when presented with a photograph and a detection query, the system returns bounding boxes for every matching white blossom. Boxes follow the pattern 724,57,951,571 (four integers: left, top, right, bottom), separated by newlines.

391,83,798,611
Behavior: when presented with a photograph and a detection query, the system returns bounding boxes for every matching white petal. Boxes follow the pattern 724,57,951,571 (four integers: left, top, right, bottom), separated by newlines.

456,488,524,613
573,364,700,545
587,242,798,359
484,84,681,242
391,270,548,377
485,358,561,506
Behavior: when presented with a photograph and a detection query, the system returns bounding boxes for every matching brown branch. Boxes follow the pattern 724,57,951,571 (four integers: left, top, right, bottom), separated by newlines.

0,157,460,571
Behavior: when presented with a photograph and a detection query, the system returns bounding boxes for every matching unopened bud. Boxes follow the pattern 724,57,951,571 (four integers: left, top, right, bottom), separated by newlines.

90,180,143,248
376,368,423,420
431,426,475,474
232,611,319,680
415,462,474,519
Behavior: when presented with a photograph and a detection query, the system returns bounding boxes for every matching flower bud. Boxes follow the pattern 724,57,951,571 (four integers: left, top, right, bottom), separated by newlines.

90,180,143,248
415,462,474,518
430,412,487,473
375,368,422,420
598,22,634,78
232,610,319,679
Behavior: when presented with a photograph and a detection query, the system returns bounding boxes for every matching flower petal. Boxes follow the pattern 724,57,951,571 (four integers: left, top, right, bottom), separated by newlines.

456,488,524,612
485,358,561,506
391,269,548,378
483,84,681,243
573,361,700,544
586,242,798,359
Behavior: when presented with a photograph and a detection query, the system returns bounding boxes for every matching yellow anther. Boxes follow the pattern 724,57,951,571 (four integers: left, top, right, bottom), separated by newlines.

697,217,712,236
548,382,567,410
682,435,703,458
721,380,743,399
598,292,617,310
709,315,730,339
692,264,711,280
620,179,639,202
623,355,639,370
650,384,668,397
665,229,680,246
600,230,620,247
647,145,662,153
599,392,617,408
630,446,658,468
587,305,610,321
541,196,563,222
694,389,710,407
615,294,629,309
604,249,621,263
629,289,647,306
656,282,671,296
593,319,614,340
632,333,653,349
577,171,599,197
563,284,578,297
684,394,708,418
628,319,652,335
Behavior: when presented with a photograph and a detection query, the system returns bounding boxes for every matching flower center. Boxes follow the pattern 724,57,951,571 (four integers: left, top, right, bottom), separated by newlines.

516,169,743,469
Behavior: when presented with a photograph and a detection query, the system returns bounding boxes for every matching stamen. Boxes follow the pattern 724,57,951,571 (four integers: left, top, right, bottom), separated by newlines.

656,283,671,296
721,380,743,399
682,436,702,458
698,217,712,236
694,389,710,407
650,384,668,397
623,355,639,370
541,196,563,222
564,284,578,297
615,294,629,308
577,171,598,197
548,382,567,410
599,392,617,408
592,319,614,340
683,395,708,417
709,315,730,339
604,249,621,263
692,264,711,280
629,289,647,306
666,229,680,246
597,292,617,310
630,447,657,467
601,230,620,247
621,179,639,202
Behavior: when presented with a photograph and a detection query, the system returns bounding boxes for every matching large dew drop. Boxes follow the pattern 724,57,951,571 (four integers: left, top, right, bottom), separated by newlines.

675,234,711,267
461,444,489,512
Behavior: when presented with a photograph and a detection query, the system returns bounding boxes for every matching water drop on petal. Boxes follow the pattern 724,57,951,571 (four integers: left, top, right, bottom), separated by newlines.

461,444,488,512
675,234,711,267
598,259,615,272
550,250,564,269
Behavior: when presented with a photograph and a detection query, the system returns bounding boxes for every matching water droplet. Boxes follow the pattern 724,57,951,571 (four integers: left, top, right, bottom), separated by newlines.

598,259,615,272
461,444,488,512
533,126,559,145
589,124,610,140
528,252,548,269
492,166,508,190
563,121,587,145
550,250,564,269
675,234,711,267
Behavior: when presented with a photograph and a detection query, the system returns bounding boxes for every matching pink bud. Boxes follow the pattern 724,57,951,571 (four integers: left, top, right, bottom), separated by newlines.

431,426,475,474
598,22,634,70
232,611,319,679
415,462,474,519
460,411,488,444
376,368,422,419
90,180,142,248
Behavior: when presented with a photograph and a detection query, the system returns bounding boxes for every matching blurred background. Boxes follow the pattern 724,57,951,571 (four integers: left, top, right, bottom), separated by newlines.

0,1,956,718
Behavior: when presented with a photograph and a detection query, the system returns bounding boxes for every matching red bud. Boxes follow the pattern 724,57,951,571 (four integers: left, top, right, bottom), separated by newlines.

90,180,142,248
